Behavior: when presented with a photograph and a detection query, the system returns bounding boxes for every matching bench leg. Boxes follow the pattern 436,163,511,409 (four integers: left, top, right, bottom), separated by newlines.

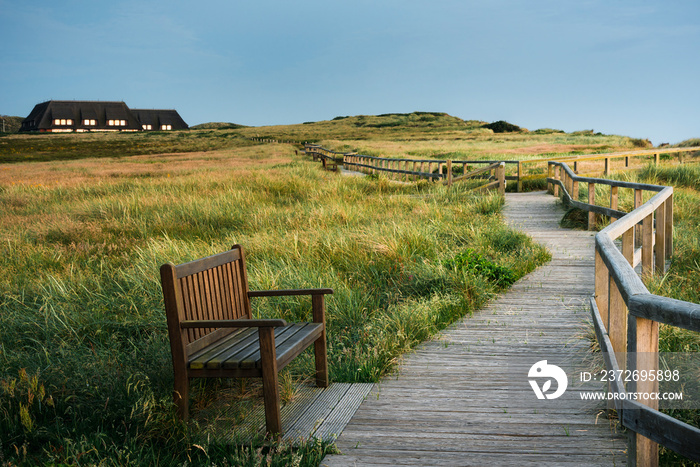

173,373,189,421
312,295,329,387
259,327,282,436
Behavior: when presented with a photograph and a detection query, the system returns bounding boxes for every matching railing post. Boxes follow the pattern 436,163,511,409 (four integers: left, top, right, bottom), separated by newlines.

562,169,568,198
654,202,666,274
413,161,418,181
605,157,610,175
642,213,654,280
446,160,453,186
654,153,659,165
572,178,579,202
625,156,630,167
588,182,596,230
547,163,553,194
438,162,444,183
634,189,643,247
497,162,505,195
610,186,619,214
553,166,560,197
665,195,673,261
594,245,609,329
517,161,523,192
609,228,633,368
628,312,660,467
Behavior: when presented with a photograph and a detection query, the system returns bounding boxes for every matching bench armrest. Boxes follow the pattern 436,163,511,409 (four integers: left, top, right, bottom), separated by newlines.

248,288,333,298
180,319,287,328
248,289,331,324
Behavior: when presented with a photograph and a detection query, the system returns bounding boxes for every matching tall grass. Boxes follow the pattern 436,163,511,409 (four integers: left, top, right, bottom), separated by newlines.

0,150,548,465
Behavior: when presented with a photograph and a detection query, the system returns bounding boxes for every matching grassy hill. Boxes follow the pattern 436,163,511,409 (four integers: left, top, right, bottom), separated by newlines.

0,115,24,134
0,111,661,164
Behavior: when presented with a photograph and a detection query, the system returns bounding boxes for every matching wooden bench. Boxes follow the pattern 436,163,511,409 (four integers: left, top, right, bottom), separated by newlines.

160,244,332,435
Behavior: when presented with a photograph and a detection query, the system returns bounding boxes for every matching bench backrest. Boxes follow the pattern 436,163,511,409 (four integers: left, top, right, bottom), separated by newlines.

160,244,252,354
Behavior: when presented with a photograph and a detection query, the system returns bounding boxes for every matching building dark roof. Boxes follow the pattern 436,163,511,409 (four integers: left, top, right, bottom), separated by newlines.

131,109,189,130
20,101,187,132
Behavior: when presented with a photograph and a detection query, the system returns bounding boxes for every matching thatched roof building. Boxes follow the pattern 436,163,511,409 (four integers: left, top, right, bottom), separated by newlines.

20,101,188,132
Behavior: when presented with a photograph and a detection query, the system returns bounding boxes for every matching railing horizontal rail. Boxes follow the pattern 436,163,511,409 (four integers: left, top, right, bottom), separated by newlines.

628,294,700,333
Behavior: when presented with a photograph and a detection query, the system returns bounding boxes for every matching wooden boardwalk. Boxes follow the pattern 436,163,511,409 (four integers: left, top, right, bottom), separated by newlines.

322,191,627,466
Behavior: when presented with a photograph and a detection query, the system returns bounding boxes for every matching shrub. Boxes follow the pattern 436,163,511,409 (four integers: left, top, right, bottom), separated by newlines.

444,249,517,287
482,121,521,133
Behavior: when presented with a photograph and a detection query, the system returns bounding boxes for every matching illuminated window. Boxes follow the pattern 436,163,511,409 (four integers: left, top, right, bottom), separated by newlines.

84,119,96,126
142,124,152,130
54,118,72,126
120,120,126,126
161,124,172,130
108,120,115,126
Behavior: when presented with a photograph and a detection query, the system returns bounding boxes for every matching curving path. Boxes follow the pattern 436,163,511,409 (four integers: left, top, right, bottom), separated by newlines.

322,191,627,466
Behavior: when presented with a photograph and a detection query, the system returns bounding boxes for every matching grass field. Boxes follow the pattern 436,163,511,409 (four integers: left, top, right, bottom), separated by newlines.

0,115,697,465
0,138,551,465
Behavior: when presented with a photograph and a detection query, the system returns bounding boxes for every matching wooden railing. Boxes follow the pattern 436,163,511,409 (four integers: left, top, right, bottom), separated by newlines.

548,161,700,465
305,144,508,192
305,144,699,192
521,147,700,189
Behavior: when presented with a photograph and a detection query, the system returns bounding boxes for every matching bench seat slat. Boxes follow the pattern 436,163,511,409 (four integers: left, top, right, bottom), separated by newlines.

205,326,288,370
275,323,324,370
190,325,296,370
187,323,323,371
188,327,258,369
232,323,314,370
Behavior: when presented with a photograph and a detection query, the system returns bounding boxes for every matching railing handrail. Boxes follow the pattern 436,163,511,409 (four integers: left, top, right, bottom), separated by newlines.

547,160,700,464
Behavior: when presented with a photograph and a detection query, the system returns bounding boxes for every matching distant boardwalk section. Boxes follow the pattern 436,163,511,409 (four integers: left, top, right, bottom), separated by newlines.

19,100,188,133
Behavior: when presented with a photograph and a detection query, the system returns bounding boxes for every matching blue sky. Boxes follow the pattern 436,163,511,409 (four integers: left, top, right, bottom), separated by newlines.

1,0,699,145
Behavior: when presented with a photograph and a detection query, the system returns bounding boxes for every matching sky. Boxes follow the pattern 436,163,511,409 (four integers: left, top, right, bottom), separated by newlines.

1,0,699,145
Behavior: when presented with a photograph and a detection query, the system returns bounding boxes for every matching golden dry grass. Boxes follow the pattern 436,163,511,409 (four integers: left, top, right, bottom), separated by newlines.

0,144,296,188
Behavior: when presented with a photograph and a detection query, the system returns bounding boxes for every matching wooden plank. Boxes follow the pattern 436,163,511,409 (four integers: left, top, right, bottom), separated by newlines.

313,384,374,442
238,324,307,369
275,323,323,371
284,383,351,441
174,248,241,277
